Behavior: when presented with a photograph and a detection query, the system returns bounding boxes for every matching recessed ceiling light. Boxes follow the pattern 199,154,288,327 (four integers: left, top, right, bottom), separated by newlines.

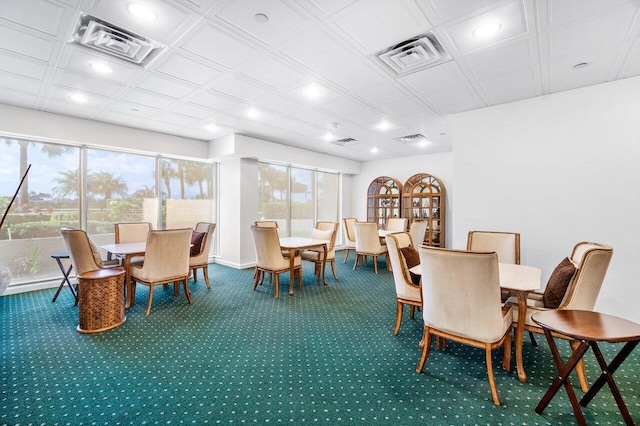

322,132,334,141
206,124,220,132
376,121,391,131
254,13,269,23
89,61,113,74
69,93,87,103
370,146,379,154
418,140,429,148
473,21,501,38
304,84,324,100
127,2,157,21
573,62,589,69
247,107,260,119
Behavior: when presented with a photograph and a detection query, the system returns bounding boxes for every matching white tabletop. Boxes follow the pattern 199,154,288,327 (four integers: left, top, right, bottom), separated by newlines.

101,242,146,255
279,237,329,249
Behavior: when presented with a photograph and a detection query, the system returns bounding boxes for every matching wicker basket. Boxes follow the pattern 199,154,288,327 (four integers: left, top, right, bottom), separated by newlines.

77,268,126,333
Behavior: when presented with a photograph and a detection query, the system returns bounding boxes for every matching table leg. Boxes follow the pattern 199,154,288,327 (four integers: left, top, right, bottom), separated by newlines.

513,290,528,382
321,244,328,285
124,255,133,309
289,248,295,296
535,328,590,425
52,259,76,304
580,341,637,425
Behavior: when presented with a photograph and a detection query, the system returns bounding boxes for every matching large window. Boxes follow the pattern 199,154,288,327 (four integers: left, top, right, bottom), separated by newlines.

257,162,340,238
0,136,216,288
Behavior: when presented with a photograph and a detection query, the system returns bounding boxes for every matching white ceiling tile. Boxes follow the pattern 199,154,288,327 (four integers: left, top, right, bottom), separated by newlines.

0,71,42,94
355,81,411,105
478,68,537,98
0,87,39,108
0,25,56,61
153,53,223,86
262,114,304,130
179,21,257,68
41,97,100,119
342,108,385,127
288,108,335,124
59,46,143,83
240,57,306,88
325,60,388,91
546,0,638,27
106,101,159,118
154,111,201,127
87,0,195,43
0,0,66,36
548,47,620,82
215,0,308,45
52,69,123,97
169,103,216,120
208,75,270,101
285,81,340,104
120,89,176,109
547,6,637,60
379,98,429,117
188,90,238,110
0,53,48,80
45,86,114,109
295,0,358,19
441,1,528,55
463,37,535,80
280,29,357,71
549,70,611,92
254,94,305,114
319,95,367,115
484,86,538,106
399,61,465,94
422,84,479,108
426,0,495,21
438,98,485,114
134,73,196,98
332,0,431,53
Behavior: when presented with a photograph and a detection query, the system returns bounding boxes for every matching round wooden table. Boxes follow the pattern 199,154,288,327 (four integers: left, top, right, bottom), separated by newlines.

532,310,640,425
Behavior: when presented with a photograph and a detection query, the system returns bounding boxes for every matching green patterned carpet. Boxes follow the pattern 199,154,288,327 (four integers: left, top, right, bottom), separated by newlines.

2,254,639,425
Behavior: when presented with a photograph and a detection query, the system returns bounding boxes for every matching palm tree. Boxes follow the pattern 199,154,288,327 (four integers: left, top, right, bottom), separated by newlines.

161,161,176,198
53,169,80,200
132,185,156,200
87,172,128,208
2,138,74,209
184,162,211,198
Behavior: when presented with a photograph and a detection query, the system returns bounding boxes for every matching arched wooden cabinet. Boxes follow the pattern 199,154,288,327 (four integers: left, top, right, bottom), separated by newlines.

401,173,446,247
366,176,402,229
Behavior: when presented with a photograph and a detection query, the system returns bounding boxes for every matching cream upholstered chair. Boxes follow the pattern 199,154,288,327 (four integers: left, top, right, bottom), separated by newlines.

506,241,613,391
255,220,279,231
417,246,513,406
130,228,192,316
112,222,152,263
250,225,302,299
467,231,520,264
386,217,408,232
189,222,216,289
386,232,421,335
61,228,120,276
409,221,428,247
301,222,338,282
353,222,388,274
342,218,357,263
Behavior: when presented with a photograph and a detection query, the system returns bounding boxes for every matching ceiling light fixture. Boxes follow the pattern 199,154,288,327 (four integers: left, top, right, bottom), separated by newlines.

370,146,379,154
254,13,269,23
127,2,157,21
247,107,260,119
322,132,334,141
69,93,87,103
89,61,113,74
304,84,324,100
206,124,220,132
473,21,501,38
376,121,391,131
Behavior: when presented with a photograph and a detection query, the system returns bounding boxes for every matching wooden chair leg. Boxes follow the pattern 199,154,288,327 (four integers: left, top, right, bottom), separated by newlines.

145,285,154,316
502,332,512,373
485,345,500,406
273,274,279,299
193,268,198,282
409,305,415,319
373,255,379,274
353,254,360,270
253,269,261,290
203,265,210,289
343,248,350,263
330,260,338,280
570,340,590,392
183,279,192,304
529,331,538,346
173,281,179,296
416,327,432,372
393,301,403,335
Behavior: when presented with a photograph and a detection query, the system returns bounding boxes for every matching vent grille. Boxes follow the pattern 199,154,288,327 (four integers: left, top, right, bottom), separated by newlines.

397,134,428,144
330,137,359,147
70,14,165,67
377,32,450,76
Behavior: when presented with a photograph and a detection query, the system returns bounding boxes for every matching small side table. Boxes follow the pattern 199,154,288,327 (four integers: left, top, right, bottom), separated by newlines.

51,252,76,305
77,268,126,334
533,310,640,425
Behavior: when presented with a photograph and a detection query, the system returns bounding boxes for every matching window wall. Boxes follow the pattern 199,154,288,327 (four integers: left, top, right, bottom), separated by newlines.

0,136,216,288
257,162,339,238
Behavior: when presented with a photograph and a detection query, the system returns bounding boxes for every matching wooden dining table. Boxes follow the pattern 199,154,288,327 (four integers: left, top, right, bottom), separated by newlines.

100,242,146,309
410,261,541,383
279,237,329,296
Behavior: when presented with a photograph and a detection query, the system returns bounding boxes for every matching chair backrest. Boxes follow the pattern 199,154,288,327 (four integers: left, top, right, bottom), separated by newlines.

115,222,152,244
354,222,384,252
310,228,335,255
61,228,102,275
343,218,357,244
467,231,520,264
136,229,191,281
419,247,506,342
191,222,216,261
409,221,428,247
250,226,288,270
255,221,278,228
386,232,419,300
386,218,408,232
316,221,338,251
561,241,613,310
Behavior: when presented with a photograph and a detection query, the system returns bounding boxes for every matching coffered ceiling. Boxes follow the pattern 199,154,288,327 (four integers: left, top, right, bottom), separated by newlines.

1,0,639,161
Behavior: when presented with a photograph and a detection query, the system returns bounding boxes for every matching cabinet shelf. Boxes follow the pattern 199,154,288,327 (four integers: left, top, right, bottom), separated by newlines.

401,173,446,247
366,176,402,229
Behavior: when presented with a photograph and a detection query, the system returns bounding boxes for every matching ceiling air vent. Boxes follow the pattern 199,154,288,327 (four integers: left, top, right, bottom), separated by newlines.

70,14,164,67
330,137,359,147
397,134,428,145
377,32,451,76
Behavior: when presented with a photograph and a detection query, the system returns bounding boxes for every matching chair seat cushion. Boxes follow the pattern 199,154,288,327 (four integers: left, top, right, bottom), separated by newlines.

542,257,577,308
399,246,421,285
190,231,205,256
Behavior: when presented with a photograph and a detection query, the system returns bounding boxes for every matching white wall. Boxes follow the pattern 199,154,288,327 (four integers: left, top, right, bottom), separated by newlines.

451,76,640,322
351,152,454,247
0,103,209,158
